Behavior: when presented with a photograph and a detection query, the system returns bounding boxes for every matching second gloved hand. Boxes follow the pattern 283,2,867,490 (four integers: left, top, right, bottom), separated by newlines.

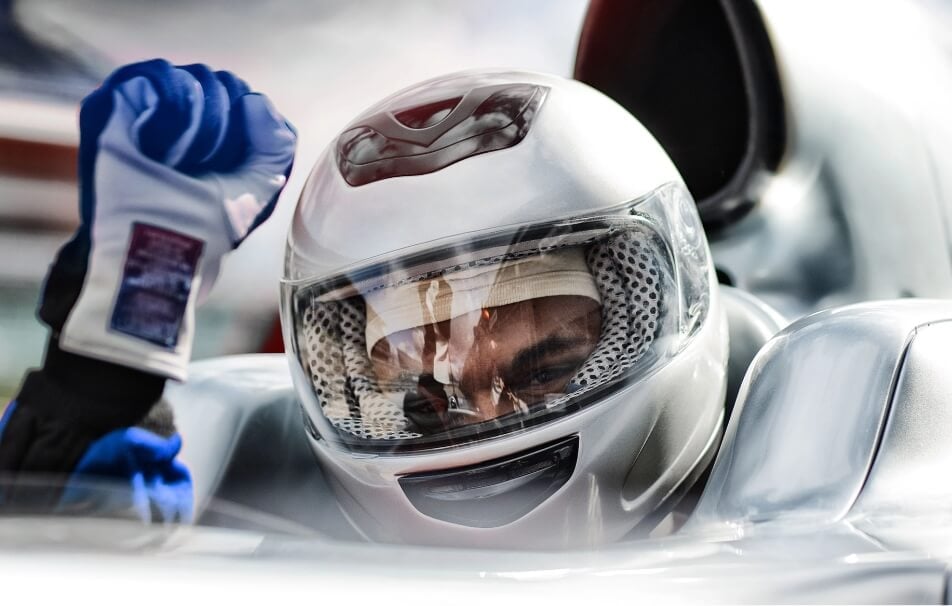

58,426,193,524
0,398,191,522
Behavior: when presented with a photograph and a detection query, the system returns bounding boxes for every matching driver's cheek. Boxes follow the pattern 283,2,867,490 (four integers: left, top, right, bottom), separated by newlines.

457,353,515,422
464,387,516,423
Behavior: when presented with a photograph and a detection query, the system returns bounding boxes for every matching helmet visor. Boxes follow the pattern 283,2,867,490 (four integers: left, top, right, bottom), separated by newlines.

283,182,711,453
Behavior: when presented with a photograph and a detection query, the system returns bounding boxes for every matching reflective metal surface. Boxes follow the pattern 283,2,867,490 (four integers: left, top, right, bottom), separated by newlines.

105,300,952,601
712,1,952,317
0,528,945,603
165,355,358,540
574,0,952,320
719,285,786,413
691,299,952,529
852,319,952,513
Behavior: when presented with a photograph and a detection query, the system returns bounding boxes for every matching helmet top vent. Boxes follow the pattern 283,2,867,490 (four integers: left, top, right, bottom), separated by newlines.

336,83,548,186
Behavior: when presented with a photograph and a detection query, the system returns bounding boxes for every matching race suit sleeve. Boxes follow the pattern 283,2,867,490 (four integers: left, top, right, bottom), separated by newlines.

0,59,296,517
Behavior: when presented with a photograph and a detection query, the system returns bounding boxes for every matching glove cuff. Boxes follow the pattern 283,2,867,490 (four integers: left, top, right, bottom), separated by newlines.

16,339,167,436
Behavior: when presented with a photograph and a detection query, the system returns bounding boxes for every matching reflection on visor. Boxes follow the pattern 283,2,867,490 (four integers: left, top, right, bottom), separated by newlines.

373,296,603,432
286,183,711,453
296,223,668,446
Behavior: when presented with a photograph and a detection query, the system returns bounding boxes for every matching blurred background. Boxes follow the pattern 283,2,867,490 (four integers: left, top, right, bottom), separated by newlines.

0,0,589,400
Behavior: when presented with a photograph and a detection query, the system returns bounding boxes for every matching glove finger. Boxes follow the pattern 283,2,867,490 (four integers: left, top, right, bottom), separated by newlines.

237,93,297,173
79,59,176,153
169,459,194,523
168,458,192,487
98,59,200,164
207,92,296,244
125,428,183,465
131,471,152,523
201,71,252,172
77,60,178,224
147,473,193,524
174,64,231,173
214,70,251,103
236,94,297,240
71,428,179,480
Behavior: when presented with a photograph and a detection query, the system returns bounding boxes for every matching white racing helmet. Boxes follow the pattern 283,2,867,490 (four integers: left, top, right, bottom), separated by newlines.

281,70,728,549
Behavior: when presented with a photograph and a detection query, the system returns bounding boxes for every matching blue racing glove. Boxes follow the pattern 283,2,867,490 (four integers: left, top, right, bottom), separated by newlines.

59,426,193,524
0,59,296,511
1,399,192,523
47,58,296,379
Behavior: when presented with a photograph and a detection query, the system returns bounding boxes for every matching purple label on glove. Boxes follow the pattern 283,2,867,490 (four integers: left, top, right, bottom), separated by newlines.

111,222,204,348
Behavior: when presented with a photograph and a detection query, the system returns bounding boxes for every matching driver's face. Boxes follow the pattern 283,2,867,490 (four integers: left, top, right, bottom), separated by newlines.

370,295,602,430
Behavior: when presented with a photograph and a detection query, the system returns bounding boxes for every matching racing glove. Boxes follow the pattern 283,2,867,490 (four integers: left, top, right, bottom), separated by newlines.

0,59,296,510
59,400,193,524
1,399,192,523
48,58,296,379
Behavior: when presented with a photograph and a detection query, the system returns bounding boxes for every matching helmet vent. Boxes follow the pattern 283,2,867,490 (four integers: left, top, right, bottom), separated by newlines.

398,435,579,528
393,96,463,129
336,83,548,186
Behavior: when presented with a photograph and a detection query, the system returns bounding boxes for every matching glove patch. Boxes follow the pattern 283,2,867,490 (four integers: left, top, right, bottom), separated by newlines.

111,222,204,348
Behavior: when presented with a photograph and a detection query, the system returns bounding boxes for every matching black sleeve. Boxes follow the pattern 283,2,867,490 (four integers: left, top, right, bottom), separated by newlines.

0,337,167,475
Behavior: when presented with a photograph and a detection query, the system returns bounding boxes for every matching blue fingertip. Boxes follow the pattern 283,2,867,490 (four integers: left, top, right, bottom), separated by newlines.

79,59,192,220
176,64,230,173
108,59,195,163
214,70,251,100
205,91,249,172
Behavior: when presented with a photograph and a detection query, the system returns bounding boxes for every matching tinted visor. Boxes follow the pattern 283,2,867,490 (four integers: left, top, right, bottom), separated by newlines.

284,183,710,453
370,280,603,432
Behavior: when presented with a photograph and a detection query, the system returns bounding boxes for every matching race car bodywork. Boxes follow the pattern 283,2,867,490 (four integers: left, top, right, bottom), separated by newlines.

575,0,952,318
61,295,942,603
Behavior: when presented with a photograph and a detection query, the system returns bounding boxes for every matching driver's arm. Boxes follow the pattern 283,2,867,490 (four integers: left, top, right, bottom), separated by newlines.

0,59,296,520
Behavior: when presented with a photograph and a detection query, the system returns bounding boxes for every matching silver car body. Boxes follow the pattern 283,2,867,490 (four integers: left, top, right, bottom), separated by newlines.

9,296,930,602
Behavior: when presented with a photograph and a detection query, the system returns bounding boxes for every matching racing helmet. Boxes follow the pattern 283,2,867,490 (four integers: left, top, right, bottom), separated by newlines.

281,70,728,549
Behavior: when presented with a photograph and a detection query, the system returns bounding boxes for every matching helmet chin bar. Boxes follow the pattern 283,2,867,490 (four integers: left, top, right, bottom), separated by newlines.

398,436,579,528
625,407,724,539
305,291,727,549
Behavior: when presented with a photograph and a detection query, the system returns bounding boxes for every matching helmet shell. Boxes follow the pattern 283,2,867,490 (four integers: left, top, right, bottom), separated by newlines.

286,71,683,281
282,70,727,547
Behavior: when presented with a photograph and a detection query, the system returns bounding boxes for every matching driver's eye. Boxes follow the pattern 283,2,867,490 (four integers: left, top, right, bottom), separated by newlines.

528,366,573,387
507,362,580,397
